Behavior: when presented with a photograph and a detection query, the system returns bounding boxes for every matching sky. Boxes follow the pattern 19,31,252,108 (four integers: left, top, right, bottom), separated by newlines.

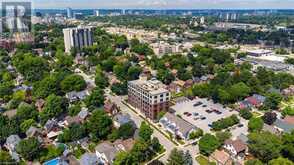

10,0,294,9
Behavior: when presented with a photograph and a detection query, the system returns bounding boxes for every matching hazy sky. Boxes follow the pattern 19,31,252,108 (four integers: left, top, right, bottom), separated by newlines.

16,0,294,9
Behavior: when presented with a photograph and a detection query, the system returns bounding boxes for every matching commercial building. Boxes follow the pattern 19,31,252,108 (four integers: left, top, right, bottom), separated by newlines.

63,26,94,53
128,78,171,120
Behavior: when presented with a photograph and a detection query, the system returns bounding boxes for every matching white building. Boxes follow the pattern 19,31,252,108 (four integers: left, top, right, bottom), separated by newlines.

67,7,73,18
159,112,196,140
151,41,180,56
63,26,94,53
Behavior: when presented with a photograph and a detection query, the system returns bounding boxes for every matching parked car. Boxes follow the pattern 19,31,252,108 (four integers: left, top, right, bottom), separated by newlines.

206,109,212,113
193,112,199,116
187,113,192,117
238,124,244,128
202,105,207,107
193,101,203,107
184,112,188,115
201,117,206,120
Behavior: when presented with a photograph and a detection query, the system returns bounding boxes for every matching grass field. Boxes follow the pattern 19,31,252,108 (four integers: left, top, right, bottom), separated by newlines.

196,155,209,165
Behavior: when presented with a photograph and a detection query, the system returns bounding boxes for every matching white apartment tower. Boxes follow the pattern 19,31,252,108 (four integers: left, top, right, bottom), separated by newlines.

67,8,73,18
63,26,94,53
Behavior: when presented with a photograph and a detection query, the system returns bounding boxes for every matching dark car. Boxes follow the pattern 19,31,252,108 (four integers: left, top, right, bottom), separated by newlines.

238,124,244,128
206,109,212,113
184,112,188,115
201,117,206,120
193,101,203,107
187,113,192,117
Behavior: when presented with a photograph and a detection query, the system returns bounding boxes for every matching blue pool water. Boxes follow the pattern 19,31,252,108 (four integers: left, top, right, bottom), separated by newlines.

44,158,60,165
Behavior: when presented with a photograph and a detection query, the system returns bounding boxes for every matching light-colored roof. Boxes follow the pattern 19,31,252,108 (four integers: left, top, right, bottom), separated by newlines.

95,142,119,163
224,139,247,153
79,153,98,165
161,112,196,137
210,150,232,165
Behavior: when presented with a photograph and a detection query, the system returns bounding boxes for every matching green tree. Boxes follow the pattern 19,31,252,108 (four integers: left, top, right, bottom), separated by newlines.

216,131,232,145
240,109,253,120
0,150,15,164
95,73,109,89
245,159,263,165
41,94,67,123
248,132,282,162
118,122,136,139
167,148,186,165
199,134,220,156
281,131,294,161
58,123,86,142
16,102,38,122
16,137,41,161
86,110,112,141
269,157,293,165
33,75,60,98
139,121,153,142
20,119,36,132
114,151,133,165
13,54,49,82
127,66,142,80
111,82,128,95
61,74,86,92
84,87,104,108
248,117,264,132
264,93,283,110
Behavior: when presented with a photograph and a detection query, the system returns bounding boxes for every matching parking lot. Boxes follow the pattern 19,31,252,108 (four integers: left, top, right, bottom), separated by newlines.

170,97,243,133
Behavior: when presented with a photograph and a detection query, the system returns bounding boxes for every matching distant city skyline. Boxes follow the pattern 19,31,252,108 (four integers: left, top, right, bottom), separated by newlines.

21,0,294,9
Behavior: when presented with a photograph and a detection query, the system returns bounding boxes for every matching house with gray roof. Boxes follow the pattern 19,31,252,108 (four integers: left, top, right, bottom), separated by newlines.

159,112,197,140
274,118,294,133
66,90,89,103
113,113,133,128
95,142,119,165
78,108,89,121
80,153,99,165
5,135,21,162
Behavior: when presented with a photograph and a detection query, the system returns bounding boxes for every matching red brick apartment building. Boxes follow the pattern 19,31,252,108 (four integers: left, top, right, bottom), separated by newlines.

128,78,171,120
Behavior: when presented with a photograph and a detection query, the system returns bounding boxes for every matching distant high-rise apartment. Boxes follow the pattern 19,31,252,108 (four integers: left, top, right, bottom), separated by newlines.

67,7,73,18
128,78,171,120
63,26,94,53
95,10,100,16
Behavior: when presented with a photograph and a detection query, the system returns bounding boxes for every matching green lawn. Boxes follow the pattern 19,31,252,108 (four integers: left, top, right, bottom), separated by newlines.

196,155,209,165
196,155,216,165
252,111,262,118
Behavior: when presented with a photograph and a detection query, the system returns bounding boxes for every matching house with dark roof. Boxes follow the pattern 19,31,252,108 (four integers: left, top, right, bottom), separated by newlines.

44,119,58,132
104,101,118,116
224,139,247,158
159,112,197,140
